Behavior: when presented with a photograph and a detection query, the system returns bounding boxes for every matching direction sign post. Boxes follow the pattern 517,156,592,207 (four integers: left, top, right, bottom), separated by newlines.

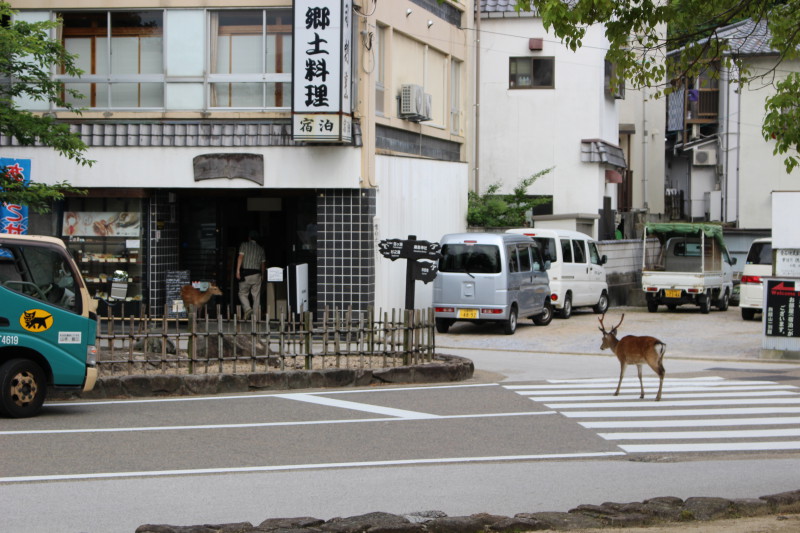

378,234,441,309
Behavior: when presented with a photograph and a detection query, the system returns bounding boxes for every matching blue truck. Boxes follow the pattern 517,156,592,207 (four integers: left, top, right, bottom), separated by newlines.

0,234,98,417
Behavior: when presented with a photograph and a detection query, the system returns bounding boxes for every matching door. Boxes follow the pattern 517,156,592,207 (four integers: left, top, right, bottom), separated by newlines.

560,238,584,305
587,240,607,304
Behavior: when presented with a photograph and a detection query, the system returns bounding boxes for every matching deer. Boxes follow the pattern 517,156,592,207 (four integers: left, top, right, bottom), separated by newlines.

180,283,223,314
598,313,666,401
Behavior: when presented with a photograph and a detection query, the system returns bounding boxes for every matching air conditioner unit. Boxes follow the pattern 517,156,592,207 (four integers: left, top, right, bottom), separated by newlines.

693,146,717,166
399,84,424,120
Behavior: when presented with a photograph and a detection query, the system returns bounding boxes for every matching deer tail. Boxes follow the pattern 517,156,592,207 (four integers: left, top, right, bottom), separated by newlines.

656,342,666,364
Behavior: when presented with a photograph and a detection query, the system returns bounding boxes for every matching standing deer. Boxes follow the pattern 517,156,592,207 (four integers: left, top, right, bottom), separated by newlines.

598,313,666,401
180,283,223,314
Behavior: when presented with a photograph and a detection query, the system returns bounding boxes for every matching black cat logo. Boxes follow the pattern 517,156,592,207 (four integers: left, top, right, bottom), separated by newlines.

20,310,53,332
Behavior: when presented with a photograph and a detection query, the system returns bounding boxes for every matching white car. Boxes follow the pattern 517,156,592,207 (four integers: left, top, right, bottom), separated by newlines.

740,237,772,321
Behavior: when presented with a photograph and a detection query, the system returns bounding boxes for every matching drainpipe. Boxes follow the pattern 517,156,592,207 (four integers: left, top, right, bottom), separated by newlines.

474,0,481,194
642,88,649,210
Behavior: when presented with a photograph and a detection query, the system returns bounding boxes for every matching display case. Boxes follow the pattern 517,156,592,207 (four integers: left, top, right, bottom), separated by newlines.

63,209,144,316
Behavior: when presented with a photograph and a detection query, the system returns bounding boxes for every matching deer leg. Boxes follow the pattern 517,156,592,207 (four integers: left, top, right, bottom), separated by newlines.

637,364,644,399
654,361,665,402
615,362,627,396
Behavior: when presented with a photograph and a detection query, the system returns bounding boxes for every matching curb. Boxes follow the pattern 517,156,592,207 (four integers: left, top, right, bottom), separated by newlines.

134,489,800,533
49,354,475,401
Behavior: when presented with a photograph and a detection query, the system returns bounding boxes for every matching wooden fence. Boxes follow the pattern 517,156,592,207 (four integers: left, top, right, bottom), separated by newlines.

95,306,436,377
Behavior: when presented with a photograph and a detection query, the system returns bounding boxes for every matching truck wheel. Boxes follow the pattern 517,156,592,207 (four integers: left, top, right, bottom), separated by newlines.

647,300,658,313
593,291,609,314
716,290,730,311
0,359,47,418
741,308,757,321
557,294,572,319
435,318,453,334
533,301,553,326
504,306,518,335
699,294,711,314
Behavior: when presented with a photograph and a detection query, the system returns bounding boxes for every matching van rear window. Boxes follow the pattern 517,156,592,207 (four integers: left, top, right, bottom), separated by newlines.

746,242,772,265
440,244,501,274
533,237,557,262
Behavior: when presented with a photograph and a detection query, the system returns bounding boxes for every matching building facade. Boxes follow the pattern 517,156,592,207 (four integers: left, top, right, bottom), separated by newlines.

2,0,472,316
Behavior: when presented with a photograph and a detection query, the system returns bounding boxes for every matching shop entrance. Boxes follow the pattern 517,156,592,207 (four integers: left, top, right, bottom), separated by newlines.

177,190,317,315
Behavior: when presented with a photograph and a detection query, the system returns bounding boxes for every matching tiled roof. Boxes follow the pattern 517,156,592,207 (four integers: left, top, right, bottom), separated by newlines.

714,18,776,55
480,0,518,11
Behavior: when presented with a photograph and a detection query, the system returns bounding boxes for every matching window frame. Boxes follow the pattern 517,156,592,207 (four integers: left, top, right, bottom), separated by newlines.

509,56,555,90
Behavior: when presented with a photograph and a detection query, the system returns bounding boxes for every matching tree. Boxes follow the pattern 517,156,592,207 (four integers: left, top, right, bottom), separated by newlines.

0,1,89,213
467,168,553,227
510,0,800,172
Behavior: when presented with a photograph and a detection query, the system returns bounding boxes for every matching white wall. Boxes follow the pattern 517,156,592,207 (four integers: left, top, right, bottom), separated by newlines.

1,145,363,189
736,57,800,229
374,155,468,310
478,16,617,217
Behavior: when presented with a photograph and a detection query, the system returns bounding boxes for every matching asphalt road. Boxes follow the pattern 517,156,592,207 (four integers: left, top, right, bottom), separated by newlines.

2,305,800,533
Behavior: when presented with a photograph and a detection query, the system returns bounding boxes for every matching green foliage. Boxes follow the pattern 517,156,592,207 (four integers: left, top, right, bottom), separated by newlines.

509,0,800,173
0,1,90,212
467,168,553,227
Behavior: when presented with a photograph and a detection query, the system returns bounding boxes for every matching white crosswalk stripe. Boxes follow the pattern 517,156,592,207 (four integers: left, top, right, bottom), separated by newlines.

504,376,800,453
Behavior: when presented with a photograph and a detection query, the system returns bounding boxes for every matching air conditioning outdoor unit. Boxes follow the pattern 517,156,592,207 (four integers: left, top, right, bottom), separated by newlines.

400,84,424,119
693,146,717,166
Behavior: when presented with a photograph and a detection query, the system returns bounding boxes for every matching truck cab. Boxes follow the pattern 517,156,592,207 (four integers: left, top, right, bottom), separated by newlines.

0,234,98,417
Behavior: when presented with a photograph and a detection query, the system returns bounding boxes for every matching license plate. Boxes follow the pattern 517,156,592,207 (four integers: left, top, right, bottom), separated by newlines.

665,289,682,298
458,309,479,319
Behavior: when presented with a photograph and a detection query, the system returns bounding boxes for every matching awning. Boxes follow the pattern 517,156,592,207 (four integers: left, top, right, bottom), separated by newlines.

581,139,627,169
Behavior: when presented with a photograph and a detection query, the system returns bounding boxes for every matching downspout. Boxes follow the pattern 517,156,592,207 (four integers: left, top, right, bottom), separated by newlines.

642,87,649,210
474,0,481,194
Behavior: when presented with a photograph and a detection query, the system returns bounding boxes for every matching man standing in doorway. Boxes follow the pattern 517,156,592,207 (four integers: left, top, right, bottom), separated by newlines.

236,230,266,319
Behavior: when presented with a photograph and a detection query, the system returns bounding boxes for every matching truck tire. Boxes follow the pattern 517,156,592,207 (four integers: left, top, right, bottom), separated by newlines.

742,308,757,321
647,299,658,313
699,294,711,314
557,294,572,319
504,306,518,335
435,318,453,334
0,358,47,418
716,290,730,311
533,301,553,326
592,291,609,314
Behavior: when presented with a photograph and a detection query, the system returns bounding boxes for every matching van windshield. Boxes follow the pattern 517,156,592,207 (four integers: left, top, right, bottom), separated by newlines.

746,242,772,265
440,244,501,274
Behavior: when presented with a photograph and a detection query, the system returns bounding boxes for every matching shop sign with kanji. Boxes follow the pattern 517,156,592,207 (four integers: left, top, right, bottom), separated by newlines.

292,0,353,143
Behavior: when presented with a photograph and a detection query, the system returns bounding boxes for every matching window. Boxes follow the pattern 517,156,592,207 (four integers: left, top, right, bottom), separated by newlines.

440,244,501,274
534,237,557,263
59,11,164,108
517,244,532,272
375,25,386,116
589,242,603,265
572,240,586,263
560,238,573,263
209,9,292,108
450,59,461,134
509,57,554,89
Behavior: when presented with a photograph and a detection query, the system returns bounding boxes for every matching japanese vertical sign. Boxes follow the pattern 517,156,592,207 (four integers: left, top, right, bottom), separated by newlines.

292,0,353,143
764,279,800,338
1,158,31,236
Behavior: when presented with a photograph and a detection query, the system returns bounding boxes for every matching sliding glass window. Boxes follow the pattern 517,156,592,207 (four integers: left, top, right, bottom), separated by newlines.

58,11,164,109
209,9,292,109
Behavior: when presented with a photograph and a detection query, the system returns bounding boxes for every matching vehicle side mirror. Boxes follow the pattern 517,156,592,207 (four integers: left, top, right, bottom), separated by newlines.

544,260,551,271
601,254,608,265
730,257,737,265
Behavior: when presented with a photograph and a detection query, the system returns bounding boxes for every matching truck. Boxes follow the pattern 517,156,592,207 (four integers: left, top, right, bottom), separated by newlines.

0,234,98,417
641,223,736,314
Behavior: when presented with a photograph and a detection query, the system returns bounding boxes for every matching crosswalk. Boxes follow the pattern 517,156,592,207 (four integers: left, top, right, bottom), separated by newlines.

505,377,800,453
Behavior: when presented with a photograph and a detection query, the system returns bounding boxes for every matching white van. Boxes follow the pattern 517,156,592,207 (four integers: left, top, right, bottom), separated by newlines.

507,228,609,318
740,237,772,321
433,233,553,335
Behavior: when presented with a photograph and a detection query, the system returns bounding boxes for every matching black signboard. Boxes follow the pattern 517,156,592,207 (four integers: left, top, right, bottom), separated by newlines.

765,279,800,337
378,235,441,308
414,260,439,284
165,270,191,318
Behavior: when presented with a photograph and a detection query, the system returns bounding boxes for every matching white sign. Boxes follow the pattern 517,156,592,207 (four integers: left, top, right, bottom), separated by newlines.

292,0,353,142
58,332,82,344
267,266,284,282
776,249,800,277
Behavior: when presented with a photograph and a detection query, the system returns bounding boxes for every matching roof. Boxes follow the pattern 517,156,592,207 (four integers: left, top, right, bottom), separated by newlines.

480,0,518,12
645,222,726,246
670,18,778,57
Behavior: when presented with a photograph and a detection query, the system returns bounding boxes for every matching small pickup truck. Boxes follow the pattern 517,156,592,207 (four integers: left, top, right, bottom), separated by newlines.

641,223,736,314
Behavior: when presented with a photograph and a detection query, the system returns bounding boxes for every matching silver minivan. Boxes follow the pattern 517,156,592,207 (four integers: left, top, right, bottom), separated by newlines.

432,233,553,335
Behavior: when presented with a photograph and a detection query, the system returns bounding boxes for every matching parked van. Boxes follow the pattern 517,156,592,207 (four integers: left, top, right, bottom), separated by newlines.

433,233,552,334
740,237,772,321
507,228,609,318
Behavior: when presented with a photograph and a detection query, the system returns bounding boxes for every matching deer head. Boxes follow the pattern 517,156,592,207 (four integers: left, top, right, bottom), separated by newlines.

598,313,624,350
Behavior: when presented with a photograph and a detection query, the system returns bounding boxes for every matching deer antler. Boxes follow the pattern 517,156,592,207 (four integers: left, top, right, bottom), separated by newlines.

599,313,625,333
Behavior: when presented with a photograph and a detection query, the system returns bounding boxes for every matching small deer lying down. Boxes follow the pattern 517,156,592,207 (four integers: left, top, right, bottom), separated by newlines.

180,283,223,313
599,313,666,401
